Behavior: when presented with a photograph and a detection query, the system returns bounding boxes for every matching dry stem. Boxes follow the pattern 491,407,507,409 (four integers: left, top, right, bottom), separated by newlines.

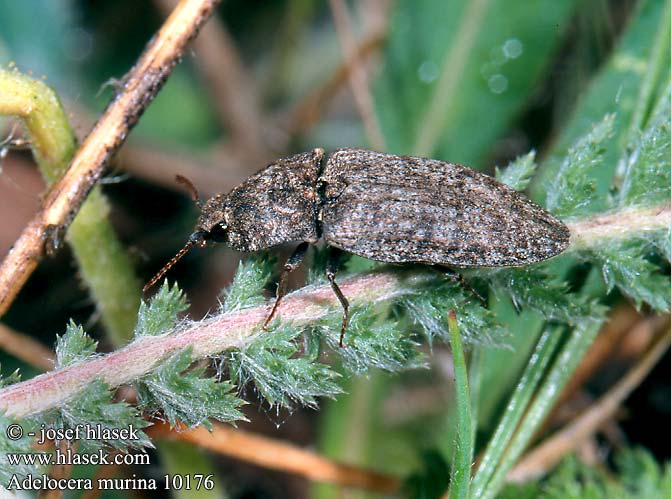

0,0,220,318
149,422,401,493
154,0,270,154
0,322,55,371
285,32,385,134
329,0,387,151
117,141,252,197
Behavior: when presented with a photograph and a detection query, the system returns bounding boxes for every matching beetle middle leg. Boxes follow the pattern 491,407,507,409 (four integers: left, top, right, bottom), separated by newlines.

438,267,487,307
263,242,310,329
326,247,350,347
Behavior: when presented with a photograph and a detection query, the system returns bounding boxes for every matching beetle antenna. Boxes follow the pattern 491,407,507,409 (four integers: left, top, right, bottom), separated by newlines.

143,240,196,293
175,174,202,209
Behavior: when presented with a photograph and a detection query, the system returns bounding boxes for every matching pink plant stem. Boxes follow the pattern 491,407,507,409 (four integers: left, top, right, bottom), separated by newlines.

0,271,418,419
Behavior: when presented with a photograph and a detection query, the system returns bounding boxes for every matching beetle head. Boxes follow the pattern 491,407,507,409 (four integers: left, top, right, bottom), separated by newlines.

143,189,230,293
192,194,229,246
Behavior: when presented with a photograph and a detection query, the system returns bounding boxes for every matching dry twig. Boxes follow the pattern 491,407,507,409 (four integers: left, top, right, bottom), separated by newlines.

329,0,386,151
0,0,221,318
117,141,250,197
554,305,642,411
154,0,271,154
0,322,55,371
149,422,401,493
284,31,384,134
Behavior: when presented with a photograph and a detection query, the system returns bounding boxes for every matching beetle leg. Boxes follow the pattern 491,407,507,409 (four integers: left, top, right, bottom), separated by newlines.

439,267,487,307
263,242,310,329
326,247,350,347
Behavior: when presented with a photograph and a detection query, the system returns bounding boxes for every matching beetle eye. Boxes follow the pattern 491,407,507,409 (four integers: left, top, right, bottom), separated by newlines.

207,222,228,242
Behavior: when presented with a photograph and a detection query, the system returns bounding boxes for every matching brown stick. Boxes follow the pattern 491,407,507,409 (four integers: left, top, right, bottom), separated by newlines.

284,32,385,134
554,305,642,410
0,322,55,371
0,0,220,319
117,140,252,197
329,0,387,151
154,0,269,153
149,422,401,493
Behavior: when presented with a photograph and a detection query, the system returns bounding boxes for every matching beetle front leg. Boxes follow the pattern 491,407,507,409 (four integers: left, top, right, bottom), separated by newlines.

263,242,310,329
326,247,350,347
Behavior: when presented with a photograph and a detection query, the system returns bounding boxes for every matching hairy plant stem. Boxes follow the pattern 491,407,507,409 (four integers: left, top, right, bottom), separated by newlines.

0,197,664,419
0,271,420,419
566,203,671,249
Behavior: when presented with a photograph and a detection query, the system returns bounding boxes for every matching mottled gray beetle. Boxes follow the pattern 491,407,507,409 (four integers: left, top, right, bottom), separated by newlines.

144,148,570,345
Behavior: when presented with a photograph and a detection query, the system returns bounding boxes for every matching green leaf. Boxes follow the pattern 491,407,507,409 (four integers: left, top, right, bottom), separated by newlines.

222,252,275,313
44,378,151,453
227,326,342,408
447,311,472,499
545,114,614,218
470,327,564,498
375,0,579,164
401,275,507,348
534,0,671,204
0,413,37,482
595,239,671,312
501,449,671,499
55,321,98,368
496,151,537,191
489,267,604,325
135,281,188,338
317,306,425,374
138,347,245,429
619,106,671,207
617,448,671,498
655,227,671,262
0,367,20,388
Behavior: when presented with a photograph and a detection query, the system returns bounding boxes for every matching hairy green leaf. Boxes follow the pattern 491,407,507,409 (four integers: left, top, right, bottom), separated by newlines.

222,252,275,312
402,276,507,348
496,151,537,191
501,449,671,499
0,413,37,482
55,321,98,368
316,306,424,374
595,240,671,312
44,378,151,453
546,114,614,218
227,326,342,408
138,347,245,429
135,281,188,338
0,367,20,388
619,106,671,207
489,267,604,325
